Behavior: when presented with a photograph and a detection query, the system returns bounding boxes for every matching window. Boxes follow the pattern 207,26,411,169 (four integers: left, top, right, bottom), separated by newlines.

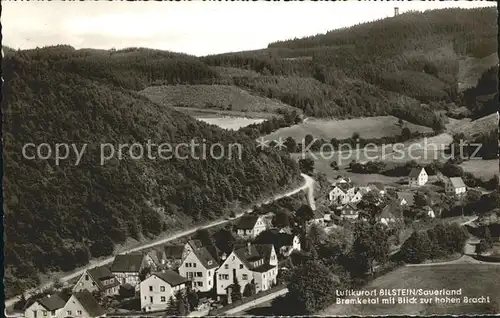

208,271,211,276
196,272,202,277
197,282,203,287
239,264,243,269
160,286,165,292
77,310,82,315
193,263,197,268
186,263,191,267
149,286,153,292
224,264,229,269
85,274,89,281
43,311,48,317
242,274,248,280
51,311,56,316
187,272,194,279
208,260,213,265
161,296,166,302
150,296,153,303
33,311,38,318
219,274,229,280
67,311,72,316
263,273,266,278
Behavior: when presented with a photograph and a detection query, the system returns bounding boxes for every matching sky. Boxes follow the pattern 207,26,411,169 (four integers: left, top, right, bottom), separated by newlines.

3,1,496,57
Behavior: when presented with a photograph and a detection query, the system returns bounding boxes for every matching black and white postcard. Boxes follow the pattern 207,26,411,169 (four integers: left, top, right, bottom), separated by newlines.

2,1,499,317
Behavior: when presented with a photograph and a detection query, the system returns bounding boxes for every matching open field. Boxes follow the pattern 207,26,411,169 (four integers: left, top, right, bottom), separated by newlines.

460,159,499,181
140,84,299,116
446,113,498,139
319,264,500,316
458,52,498,91
173,106,278,120
196,116,266,130
265,116,433,142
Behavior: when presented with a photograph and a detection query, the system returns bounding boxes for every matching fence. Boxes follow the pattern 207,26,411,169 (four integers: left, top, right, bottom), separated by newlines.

208,284,286,316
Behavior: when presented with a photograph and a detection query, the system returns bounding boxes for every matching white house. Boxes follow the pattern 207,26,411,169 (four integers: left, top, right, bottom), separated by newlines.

73,265,120,296
215,243,278,299
340,202,359,220
233,215,267,238
396,192,414,206
279,234,301,257
423,206,436,218
110,252,157,289
60,291,106,318
178,245,219,293
140,271,188,312
408,167,428,187
328,186,349,205
24,293,69,318
445,177,467,196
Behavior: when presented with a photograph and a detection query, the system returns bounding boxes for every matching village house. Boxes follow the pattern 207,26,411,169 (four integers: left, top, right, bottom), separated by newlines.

60,291,106,318
378,203,401,225
215,243,278,300
278,234,301,257
178,244,220,293
339,202,359,220
408,167,428,187
110,252,157,289
73,265,120,296
233,215,267,238
422,205,436,218
148,245,185,270
24,293,70,318
396,192,414,206
351,187,369,203
139,270,188,312
445,177,467,196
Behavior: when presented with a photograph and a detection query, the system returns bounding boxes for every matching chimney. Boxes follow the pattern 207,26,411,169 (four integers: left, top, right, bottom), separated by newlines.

221,253,227,261
394,7,399,16
247,242,251,254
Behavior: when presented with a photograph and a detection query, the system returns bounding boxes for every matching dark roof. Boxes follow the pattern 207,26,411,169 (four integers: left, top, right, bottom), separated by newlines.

73,291,106,317
153,270,188,287
188,239,204,249
87,265,117,290
111,252,145,273
235,215,260,230
191,246,219,269
163,245,185,259
252,263,275,273
342,204,359,216
37,293,69,311
409,167,424,178
233,244,275,271
336,182,352,192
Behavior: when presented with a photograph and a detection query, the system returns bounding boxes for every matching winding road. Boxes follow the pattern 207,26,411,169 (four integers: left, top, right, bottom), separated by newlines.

4,173,315,309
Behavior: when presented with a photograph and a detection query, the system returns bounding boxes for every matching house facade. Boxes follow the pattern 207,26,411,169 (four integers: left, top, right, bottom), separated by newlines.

408,167,428,187
234,215,267,238
140,271,188,312
73,265,120,296
279,235,301,257
111,252,157,289
61,291,105,318
149,245,185,270
24,294,69,318
445,177,467,196
215,243,278,298
178,246,219,293
340,203,359,220
328,187,349,205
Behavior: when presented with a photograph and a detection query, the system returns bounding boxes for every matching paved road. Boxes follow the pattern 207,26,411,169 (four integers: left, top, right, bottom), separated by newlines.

4,174,315,309
226,288,289,315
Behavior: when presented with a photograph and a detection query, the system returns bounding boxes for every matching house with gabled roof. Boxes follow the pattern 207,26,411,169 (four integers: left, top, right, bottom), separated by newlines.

233,215,267,238
149,244,185,270
379,203,401,226
61,290,106,318
445,177,467,196
215,243,278,299
397,192,414,206
140,270,188,312
24,293,70,318
408,167,428,187
73,265,120,296
111,252,157,289
340,202,360,220
178,243,220,293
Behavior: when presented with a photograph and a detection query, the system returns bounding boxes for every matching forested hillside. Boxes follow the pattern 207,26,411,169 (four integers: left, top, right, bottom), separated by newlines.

202,7,497,124
3,47,301,296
